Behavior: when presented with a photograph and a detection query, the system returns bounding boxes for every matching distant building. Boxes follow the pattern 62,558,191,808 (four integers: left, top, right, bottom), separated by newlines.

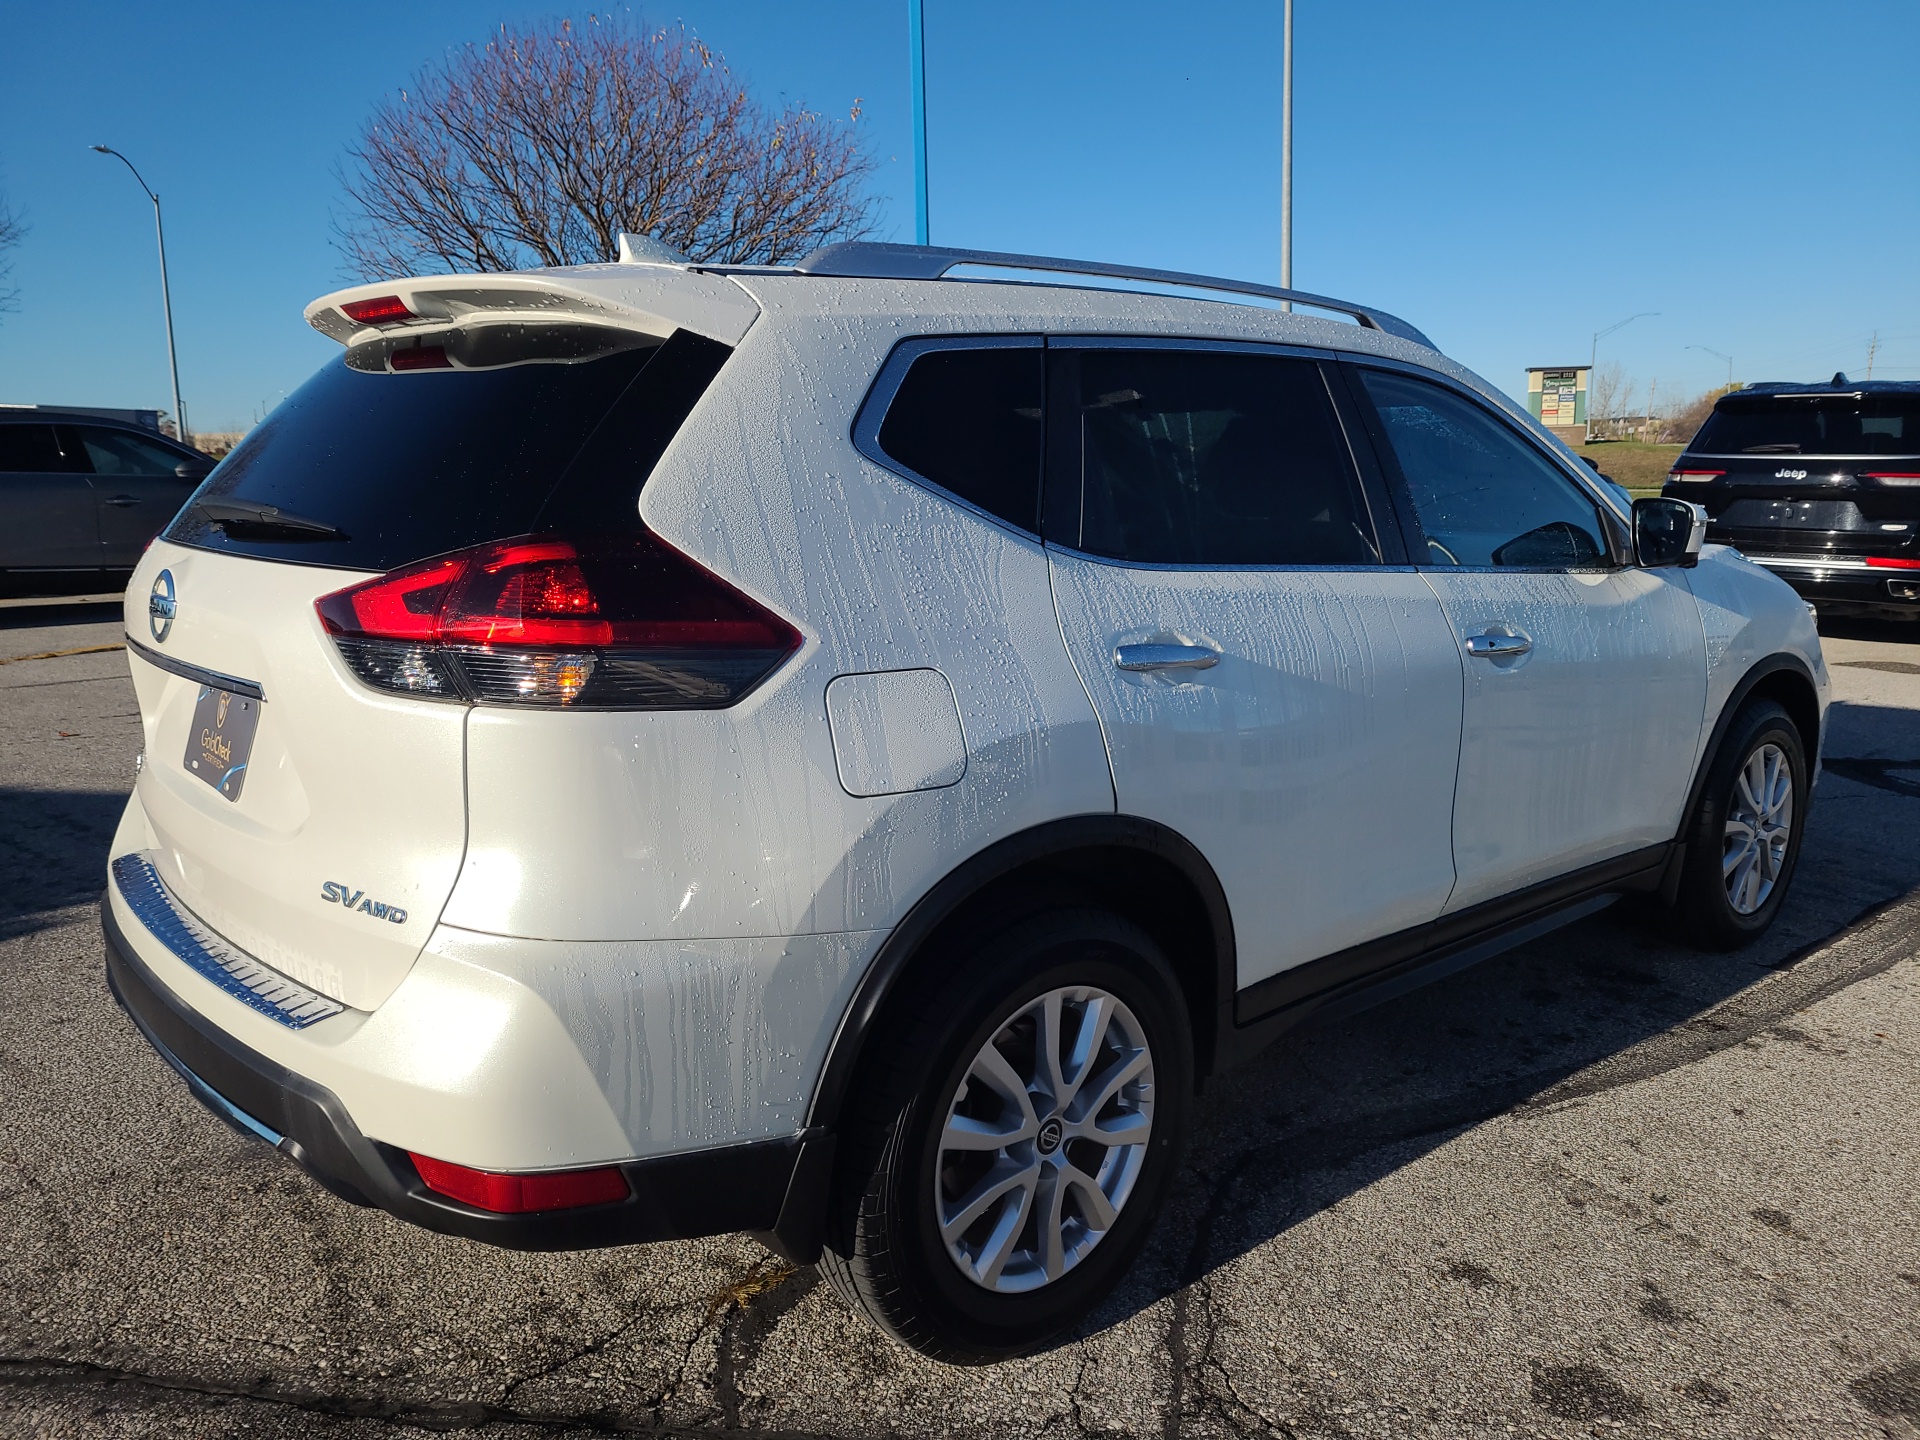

1525,365,1589,443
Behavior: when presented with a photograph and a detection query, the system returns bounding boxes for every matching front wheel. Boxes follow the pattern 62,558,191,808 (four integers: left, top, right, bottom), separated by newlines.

819,909,1192,1363
1672,699,1809,949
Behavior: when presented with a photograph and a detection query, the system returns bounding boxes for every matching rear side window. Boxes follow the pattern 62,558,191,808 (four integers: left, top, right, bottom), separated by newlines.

164,329,731,572
0,424,85,473
1691,393,1920,457
870,343,1044,532
1052,348,1377,566
1359,369,1607,568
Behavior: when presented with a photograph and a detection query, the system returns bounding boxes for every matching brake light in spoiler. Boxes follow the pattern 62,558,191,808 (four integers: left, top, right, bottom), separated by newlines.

339,295,417,326
315,532,801,709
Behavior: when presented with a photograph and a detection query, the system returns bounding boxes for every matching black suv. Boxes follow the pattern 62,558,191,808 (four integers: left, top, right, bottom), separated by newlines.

1664,377,1920,618
0,407,213,596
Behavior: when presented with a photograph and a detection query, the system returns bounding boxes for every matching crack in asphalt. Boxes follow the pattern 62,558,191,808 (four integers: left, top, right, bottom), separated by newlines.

0,1356,830,1436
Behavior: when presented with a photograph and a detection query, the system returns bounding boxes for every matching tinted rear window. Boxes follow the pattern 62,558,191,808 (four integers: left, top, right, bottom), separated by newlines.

0,424,84,473
1055,348,1377,566
165,329,731,571
874,345,1044,532
1691,393,1920,457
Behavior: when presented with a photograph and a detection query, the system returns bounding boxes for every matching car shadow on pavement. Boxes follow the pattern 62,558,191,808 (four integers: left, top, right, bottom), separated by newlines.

0,787,128,941
1078,696,1920,1346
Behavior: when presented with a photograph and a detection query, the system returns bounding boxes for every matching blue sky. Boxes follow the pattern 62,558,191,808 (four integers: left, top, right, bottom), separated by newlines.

1,1,1915,432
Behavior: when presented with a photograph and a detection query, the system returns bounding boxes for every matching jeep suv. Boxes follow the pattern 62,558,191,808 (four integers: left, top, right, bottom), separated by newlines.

101,242,1827,1362
1664,377,1920,618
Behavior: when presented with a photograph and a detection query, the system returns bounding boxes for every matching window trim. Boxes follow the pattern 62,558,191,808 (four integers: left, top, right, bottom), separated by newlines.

1041,335,1392,572
1342,358,1634,573
849,334,1047,541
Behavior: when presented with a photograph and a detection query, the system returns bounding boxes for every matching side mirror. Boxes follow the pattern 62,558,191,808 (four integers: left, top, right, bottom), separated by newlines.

1634,497,1706,569
175,460,212,481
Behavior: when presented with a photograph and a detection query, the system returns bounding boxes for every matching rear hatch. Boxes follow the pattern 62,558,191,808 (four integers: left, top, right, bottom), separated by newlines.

1673,389,1920,559
123,273,751,1012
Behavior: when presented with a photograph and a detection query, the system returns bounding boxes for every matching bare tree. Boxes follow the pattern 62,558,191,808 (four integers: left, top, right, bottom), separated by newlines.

337,15,878,278
0,194,26,320
1587,361,1638,439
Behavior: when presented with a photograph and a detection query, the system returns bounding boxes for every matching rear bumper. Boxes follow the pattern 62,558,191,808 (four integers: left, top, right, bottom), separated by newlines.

102,893,823,1252
1738,554,1920,612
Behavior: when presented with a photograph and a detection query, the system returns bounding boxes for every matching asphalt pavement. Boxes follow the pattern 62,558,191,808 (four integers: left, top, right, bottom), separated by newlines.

2,595,1917,1439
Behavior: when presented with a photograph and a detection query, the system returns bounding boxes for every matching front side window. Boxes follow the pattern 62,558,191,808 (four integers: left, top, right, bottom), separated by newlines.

1056,348,1377,566
1359,369,1608,568
872,343,1044,533
77,427,188,477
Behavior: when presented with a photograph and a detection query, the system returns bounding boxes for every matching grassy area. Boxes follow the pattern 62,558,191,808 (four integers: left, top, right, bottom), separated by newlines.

1575,441,1684,496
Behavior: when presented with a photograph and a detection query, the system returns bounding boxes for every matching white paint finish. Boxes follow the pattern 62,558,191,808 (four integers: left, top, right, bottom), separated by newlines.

1049,556,1463,988
1422,567,1707,910
104,869,636,1171
826,669,967,797
447,299,1112,945
428,924,884,1155
1686,546,1831,767
121,542,467,1012
305,265,761,348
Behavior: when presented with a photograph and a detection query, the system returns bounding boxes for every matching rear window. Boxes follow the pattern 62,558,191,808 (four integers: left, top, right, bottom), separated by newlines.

872,344,1044,532
1691,393,1920,457
165,328,731,571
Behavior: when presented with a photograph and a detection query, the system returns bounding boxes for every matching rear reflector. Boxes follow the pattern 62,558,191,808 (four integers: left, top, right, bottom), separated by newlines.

315,531,801,708
1865,556,1920,569
409,1153,629,1213
340,295,415,325
1668,470,1724,482
389,345,452,372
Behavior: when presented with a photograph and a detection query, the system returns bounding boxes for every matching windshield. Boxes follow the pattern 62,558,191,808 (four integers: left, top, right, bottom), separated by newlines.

1689,393,1920,458
165,328,731,571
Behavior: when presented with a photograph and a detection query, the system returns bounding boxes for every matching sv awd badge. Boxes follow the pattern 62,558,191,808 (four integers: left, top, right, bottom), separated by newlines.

321,882,409,924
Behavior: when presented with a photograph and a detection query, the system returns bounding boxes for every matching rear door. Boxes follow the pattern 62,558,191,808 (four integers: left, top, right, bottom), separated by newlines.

0,422,99,569
1046,343,1463,990
74,425,206,565
123,326,732,1012
1352,366,1706,910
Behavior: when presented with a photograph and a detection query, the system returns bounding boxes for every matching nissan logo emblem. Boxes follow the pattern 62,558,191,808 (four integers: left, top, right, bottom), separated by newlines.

149,569,176,643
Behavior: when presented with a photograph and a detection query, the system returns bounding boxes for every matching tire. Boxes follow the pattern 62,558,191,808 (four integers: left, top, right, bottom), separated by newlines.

819,908,1193,1363
1672,699,1809,950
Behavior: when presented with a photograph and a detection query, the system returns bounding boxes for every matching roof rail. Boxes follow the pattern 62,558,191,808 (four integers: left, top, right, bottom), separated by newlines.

792,242,1435,349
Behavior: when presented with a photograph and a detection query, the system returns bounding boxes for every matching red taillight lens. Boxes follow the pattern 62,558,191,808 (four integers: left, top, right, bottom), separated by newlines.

340,295,415,325
1668,470,1725,483
1865,556,1920,569
315,532,801,708
409,1153,629,1213
1864,472,1920,485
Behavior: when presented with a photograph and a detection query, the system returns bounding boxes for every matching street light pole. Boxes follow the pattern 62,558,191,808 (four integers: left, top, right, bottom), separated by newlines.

1590,311,1658,372
1280,0,1294,306
909,0,929,246
92,146,187,446
1687,344,1734,392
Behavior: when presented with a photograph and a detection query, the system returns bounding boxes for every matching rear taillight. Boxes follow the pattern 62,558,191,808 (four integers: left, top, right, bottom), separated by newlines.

1865,556,1920,569
315,533,801,709
1668,469,1725,483
1864,472,1920,486
408,1153,629,1213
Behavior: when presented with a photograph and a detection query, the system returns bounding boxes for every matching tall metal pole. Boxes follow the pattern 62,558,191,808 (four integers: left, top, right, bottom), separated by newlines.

1280,0,1294,303
910,0,929,246
93,146,187,445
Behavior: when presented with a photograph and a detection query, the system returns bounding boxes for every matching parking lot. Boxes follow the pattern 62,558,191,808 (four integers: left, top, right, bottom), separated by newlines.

2,595,1917,1439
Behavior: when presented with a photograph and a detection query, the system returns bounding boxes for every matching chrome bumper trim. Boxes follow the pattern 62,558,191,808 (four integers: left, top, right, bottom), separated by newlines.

109,853,345,1029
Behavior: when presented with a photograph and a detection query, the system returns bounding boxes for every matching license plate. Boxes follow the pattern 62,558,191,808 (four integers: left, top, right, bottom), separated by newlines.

183,686,260,801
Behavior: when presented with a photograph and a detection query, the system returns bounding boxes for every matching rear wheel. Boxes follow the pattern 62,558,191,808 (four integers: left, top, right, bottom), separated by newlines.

1672,699,1808,949
819,909,1192,1363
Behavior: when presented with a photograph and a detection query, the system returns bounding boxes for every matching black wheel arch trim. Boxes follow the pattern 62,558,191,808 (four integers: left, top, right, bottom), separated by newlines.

803,814,1238,1138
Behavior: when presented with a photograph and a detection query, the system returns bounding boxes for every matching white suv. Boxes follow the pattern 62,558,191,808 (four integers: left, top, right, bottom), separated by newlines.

102,242,1827,1361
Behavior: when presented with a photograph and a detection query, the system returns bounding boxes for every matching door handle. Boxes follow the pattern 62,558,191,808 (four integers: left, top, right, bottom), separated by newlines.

105,496,141,507
1464,631,1532,659
1114,643,1220,673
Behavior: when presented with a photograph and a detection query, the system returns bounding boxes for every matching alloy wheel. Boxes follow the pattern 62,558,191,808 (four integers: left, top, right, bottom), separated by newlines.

1724,741,1794,915
933,986,1155,1293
